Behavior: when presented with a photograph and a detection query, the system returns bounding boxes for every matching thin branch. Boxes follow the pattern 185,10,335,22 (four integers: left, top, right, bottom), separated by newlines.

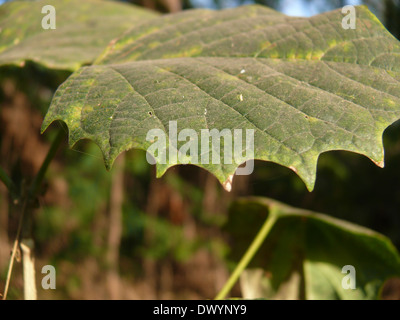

0,166,16,196
2,127,65,300
28,128,65,198
3,199,28,300
214,209,278,300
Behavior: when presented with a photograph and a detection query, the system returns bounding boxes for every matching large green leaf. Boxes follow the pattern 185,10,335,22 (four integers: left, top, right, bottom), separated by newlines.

225,197,400,300
42,5,400,190
0,0,157,70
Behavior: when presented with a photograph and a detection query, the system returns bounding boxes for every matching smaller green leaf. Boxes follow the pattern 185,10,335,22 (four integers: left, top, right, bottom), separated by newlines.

225,197,400,300
0,0,158,70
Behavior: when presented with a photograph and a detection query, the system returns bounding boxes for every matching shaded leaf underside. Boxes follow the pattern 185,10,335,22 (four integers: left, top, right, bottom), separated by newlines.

227,197,400,299
42,5,400,190
0,0,157,70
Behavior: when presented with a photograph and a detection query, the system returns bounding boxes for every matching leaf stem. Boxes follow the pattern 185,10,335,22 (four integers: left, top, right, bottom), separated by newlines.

2,127,64,300
28,128,65,198
215,208,278,300
0,166,16,196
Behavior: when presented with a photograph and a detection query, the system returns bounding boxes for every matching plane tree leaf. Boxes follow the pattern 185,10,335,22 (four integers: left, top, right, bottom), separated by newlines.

42,5,400,190
225,197,400,300
0,0,157,70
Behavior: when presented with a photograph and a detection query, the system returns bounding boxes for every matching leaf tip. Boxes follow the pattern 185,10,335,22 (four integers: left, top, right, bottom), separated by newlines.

289,166,298,174
223,174,234,192
372,159,385,168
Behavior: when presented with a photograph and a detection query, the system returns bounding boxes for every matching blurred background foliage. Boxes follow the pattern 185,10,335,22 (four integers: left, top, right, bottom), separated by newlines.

1,0,400,299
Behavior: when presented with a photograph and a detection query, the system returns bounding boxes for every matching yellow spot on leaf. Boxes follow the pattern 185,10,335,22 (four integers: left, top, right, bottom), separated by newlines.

162,45,202,59
312,50,324,60
148,41,161,49
384,98,396,107
328,39,337,48
269,50,280,59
